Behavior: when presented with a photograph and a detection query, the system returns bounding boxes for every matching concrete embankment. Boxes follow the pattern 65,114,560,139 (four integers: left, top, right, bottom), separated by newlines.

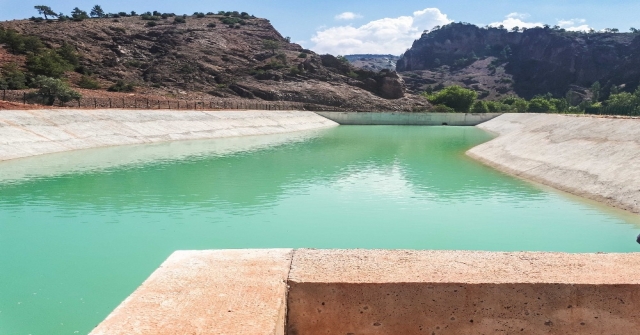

91,249,640,335
468,113,640,214
0,109,338,162
315,111,501,125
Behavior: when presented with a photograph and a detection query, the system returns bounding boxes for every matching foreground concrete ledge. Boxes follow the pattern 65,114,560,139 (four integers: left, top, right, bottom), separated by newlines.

90,249,293,335
287,249,640,335
288,249,640,284
92,249,640,335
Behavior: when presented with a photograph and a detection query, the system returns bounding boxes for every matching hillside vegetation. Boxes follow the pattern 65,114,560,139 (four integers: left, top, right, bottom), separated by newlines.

0,9,428,111
397,22,640,115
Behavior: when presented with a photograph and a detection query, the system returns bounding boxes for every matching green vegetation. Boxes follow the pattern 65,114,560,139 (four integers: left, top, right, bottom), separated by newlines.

77,75,100,89
0,63,27,90
423,82,640,116
34,5,58,19
425,85,477,112
71,7,89,21
107,80,135,92
262,40,280,54
29,76,81,105
90,5,105,18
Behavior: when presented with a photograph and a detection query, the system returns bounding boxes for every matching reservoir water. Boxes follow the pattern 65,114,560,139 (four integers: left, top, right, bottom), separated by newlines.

1,126,639,335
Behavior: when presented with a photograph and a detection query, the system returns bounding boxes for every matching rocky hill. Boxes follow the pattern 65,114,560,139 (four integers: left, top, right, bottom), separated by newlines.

397,23,640,101
0,14,428,111
344,54,399,71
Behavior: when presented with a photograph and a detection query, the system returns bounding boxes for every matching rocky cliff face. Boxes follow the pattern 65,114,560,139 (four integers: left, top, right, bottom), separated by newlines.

397,23,640,99
0,15,425,111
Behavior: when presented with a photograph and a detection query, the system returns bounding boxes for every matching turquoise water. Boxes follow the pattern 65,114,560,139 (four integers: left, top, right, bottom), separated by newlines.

1,126,639,335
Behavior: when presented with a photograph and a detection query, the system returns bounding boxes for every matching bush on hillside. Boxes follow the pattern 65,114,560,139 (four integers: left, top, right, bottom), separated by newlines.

471,100,489,113
0,63,27,90
427,85,477,112
77,75,100,89
31,75,81,105
26,49,74,78
107,80,135,92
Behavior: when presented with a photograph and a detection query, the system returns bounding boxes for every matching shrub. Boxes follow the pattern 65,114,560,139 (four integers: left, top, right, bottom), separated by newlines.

471,100,490,113
262,40,279,54
77,75,100,89
107,80,135,92
298,53,308,58
56,43,79,67
0,29,45,55
207,23,216,28
195,12,206,18
146,21,157,27
71,7,89,21
173,16,186,24
427,85,477,112
431,105,455,113
31,76,81,105
0,63,27,89
26,49,74,78
527,97,556,113
289,66,302,75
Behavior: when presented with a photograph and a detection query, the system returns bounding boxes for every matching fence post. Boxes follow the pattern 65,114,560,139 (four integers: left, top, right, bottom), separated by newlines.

109,98,112,108
23,92,26,104
146,98,149,109
2,89,5,101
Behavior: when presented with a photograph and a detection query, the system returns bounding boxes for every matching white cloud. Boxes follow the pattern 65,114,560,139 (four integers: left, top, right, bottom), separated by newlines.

489,13,543,29
311,8,452,55
557,19,590,31
335,12,363,20
490,13,591,31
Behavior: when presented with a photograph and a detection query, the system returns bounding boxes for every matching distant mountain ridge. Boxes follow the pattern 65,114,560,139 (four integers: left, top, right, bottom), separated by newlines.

397,22,640,100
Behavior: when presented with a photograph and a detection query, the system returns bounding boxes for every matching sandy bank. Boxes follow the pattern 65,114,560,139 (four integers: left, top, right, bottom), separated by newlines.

468,113,640,214
0,109,338,162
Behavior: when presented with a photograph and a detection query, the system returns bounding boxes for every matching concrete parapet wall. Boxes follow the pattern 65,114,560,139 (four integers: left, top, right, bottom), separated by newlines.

0,110,338,162
315,111,502,125
467,113,640,214
92,249,640,335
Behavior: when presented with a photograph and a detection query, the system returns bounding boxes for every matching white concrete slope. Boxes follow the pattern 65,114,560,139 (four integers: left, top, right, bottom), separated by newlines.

0,110,338,162
468,113,640,214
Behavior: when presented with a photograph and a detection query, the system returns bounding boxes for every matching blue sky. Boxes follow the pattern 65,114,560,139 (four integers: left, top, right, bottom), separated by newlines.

1,0,639,55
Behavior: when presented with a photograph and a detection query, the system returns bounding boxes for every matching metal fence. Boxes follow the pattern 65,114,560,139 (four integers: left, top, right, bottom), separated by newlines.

0,89,334,111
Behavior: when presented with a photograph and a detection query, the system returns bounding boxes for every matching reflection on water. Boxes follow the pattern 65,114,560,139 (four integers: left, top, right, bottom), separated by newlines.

0,126,639,335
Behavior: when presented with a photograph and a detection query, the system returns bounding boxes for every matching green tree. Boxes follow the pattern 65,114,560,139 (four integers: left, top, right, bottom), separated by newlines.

527,97,556,113
71,7,89,21
0,63,27,89
262,40,279,54
471,100,489,113
31,76,81,105
26,49,73,78
90,5,105,18
34,5,57,19
590,81,601,103
427,85,477,112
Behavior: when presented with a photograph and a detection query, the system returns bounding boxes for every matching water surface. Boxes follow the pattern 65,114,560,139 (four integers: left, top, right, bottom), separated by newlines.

1,126,639,335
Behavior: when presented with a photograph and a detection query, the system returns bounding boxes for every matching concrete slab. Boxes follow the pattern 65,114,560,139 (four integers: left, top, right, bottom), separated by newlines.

316,112,502,125
0,110,338,162
89,249,293,335
287,249,640,335
468,113,640,214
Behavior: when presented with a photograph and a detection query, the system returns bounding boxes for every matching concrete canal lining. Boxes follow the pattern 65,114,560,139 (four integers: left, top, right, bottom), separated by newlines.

90,249,640,335
0,109,338,162
467,113,640,214
315,111,501,125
